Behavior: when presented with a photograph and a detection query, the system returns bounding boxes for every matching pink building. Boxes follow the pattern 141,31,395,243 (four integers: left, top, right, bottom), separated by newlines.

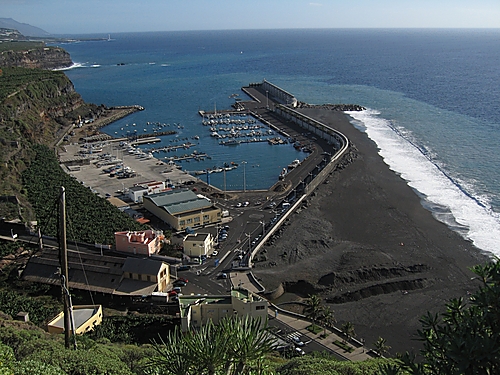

114,230,164,256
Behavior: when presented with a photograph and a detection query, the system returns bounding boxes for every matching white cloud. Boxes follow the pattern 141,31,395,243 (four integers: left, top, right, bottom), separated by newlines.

309,2,322,6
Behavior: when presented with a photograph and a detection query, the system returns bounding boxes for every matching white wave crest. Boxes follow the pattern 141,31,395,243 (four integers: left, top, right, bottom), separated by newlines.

346,109,500,257
53,62,85,71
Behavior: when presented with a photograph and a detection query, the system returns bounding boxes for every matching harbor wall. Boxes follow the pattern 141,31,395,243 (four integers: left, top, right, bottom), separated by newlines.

248,80,298,107
275,105,349,194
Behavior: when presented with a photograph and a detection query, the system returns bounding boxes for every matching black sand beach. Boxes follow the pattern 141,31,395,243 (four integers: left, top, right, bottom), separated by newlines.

252,109,490,355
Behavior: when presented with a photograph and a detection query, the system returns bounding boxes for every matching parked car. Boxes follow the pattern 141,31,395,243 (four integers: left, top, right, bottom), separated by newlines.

292,336,305,347
177,265,191,271
218,273,228,279
172,287,182,293
173,280,187,287
168,290,177,296
177,277,188,283
212,250,218,257
295,347,306,356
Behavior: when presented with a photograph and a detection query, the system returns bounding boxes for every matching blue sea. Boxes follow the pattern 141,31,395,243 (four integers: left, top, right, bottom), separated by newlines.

56,29,500,256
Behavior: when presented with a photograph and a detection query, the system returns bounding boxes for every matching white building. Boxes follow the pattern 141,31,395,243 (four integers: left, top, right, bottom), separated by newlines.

183,233,214,257
128,181,166,203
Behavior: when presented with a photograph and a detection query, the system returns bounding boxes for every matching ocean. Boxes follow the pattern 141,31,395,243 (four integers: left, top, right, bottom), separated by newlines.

57,29,500,256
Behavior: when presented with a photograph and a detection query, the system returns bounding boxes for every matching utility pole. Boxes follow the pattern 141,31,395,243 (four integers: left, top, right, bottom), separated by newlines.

59,187,76,350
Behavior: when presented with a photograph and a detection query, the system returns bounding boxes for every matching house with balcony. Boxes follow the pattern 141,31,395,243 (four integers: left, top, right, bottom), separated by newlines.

114,229,164,256
143,189,221,231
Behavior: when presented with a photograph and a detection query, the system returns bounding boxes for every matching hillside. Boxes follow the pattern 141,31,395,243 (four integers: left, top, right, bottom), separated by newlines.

0,65,98,221
0,18,51,37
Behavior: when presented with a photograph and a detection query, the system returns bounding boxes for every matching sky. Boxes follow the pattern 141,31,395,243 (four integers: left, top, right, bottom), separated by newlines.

2,0,500,35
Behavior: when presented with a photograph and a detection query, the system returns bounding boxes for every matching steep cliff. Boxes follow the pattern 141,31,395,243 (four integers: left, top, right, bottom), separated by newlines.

0,66,86,219
0,45,73,70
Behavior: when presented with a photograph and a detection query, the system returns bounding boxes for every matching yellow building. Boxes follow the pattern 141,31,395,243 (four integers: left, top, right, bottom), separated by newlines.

143,189,221,231
179,288,268,332
47,305,102,335
183,233,214,257
118,257,170,294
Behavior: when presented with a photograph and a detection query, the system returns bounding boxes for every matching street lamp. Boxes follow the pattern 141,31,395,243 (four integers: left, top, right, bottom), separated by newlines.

223,168,227,200
246,233,251,253
241,161,247,192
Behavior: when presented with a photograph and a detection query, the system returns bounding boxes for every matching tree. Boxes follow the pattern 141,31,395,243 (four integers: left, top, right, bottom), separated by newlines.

373,337,391,357
304,294,324,328
341,321,356,343
220,316,276,375
149,316,276,375
320,306,336,337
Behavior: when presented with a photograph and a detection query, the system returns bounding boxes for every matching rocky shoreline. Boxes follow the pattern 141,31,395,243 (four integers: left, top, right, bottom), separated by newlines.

296,102,366,111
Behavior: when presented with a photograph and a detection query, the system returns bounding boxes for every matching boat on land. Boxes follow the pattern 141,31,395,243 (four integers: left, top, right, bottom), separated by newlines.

288,159,301,169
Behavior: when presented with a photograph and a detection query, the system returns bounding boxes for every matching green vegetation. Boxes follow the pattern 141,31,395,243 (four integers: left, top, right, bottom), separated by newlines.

0,41,45,53
0,66,70,103
332,340,354,353
150,316,278,375
306,324,322,335
373,337,391,358
303,294,323,328
22,145,145,244
88,315,177,345
0,290,60,326
0,66,85,220
277,354,398,375
340,321,356,343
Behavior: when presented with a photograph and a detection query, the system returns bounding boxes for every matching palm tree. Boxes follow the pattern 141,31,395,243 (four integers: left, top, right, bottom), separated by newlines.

221,316,277,375
183,320,228,375
149,328,192,375
341,321,356,343
374,336,391,357
149,316,276,375
304,294,324,328
320,306,336,337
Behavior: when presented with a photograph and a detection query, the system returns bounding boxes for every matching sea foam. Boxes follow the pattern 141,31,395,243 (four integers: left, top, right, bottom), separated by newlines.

347,109,500,257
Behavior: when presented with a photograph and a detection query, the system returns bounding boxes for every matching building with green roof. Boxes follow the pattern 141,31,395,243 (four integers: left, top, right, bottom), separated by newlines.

143,189,222,231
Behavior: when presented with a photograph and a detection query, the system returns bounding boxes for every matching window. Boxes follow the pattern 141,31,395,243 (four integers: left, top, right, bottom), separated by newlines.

187,218,193,224
180,220,185,226
203,214,209,220
147,275,151,282
194,217,200,223
256,305,265,310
